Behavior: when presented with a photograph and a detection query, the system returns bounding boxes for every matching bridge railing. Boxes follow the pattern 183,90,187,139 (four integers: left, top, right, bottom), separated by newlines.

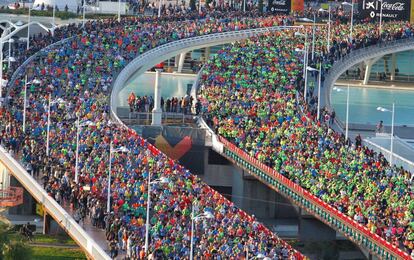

0,146,111,260
218,136,410,260
110,25,301,121
324,36,414,110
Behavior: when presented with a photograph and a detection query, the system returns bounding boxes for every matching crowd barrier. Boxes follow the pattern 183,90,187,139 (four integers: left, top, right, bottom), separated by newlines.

218,136,410,260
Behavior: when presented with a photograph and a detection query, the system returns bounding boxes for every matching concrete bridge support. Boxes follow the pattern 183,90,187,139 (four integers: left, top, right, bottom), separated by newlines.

204,47,211,61
151,69,162,126
177,52,187,73
363,56,383,84
390,53,396,81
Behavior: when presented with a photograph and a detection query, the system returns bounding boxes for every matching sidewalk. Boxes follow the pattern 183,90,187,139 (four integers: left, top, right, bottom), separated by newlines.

335,79,414,91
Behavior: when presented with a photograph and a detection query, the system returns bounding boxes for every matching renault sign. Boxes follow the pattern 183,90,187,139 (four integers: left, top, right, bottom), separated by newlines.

360,0,411,21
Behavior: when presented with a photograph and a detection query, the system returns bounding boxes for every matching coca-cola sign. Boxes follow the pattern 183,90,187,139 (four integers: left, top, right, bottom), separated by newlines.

359,0,410,21
269,0,291,14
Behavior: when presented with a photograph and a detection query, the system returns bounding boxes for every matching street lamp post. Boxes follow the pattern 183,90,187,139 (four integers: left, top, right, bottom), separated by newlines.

333,85,350,140
118,0,121,22
342,1,354,42
27,6,31,50
319,6,331,51
295,31,309,103
82,1,86,27
7,38,14,68
377,103,395,165
144,176,169,255
52,0,56,36
190,202,214,260
75,118,95,183
300,17,315,61
307,64,321,120
23,77,41,133
107,144,129,213
379,0,383,34
46,96,65,156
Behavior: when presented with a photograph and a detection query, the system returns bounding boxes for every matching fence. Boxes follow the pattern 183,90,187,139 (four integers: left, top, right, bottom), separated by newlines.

218,136,410,259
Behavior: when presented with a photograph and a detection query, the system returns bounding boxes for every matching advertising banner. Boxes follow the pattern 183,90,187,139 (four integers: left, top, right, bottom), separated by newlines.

359,0,411,21
291,0,304,12
269,0,291,14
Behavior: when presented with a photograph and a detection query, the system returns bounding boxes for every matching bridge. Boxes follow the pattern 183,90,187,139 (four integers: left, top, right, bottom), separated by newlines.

3,17,413,259
109,29,413,259
4,26,303,260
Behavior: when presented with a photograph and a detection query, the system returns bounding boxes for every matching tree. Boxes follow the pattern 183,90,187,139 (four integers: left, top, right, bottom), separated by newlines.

0,222,32,260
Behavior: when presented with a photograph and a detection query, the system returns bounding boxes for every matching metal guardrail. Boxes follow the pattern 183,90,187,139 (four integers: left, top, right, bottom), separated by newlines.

363,138,414,176
8,36,76,95
217,137,410,259
323,37,414,111
110,25,301,123
0,146,111,260
187,33,413,259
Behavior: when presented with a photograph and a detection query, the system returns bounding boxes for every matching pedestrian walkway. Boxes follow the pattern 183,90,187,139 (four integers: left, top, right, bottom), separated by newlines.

336,79,414,90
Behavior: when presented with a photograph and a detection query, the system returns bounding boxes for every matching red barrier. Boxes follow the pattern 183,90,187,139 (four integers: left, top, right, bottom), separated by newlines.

131,131,304,257
218,136,410,259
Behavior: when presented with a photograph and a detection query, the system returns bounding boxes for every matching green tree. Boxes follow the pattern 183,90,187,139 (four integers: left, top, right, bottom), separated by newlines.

0,222,32,260
2,242,32,260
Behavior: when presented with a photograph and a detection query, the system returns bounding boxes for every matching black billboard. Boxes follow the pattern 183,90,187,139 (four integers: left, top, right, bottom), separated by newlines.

359,0,411,21
269,0,291,14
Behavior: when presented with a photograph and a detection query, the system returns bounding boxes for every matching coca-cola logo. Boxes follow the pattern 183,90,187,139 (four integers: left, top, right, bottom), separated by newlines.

273,0,287,5
381,1,405,11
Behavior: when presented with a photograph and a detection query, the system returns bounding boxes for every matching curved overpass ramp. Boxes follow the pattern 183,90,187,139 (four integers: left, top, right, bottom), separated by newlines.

111,29,411,259
323,37,414,110
110,25,300,111
5,26,300,260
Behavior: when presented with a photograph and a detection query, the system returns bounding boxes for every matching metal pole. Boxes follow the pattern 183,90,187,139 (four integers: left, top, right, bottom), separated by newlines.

379,0,383,34
46,94,51,156
118,0,121,22
302,33,308,78
350,2,354,42
390,102,395,165
144,170,151,254
327,5,331,51
82,1,86,27
107,142,112,213
8,39,11,68
75,117,80,183
158,0,162,17
27,7,31,50
311,13,315,60
190,202,195,260
317,63,321,121
52,0,56,36
243,0,245,12
345,84,350,141
198,0,201,14
23,76,27,132
304,45,309,103
0,40,3,99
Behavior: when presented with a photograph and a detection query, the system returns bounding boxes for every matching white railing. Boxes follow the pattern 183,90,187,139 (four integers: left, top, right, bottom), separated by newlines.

363,138,414,178
0,146,110,260
110,25,301,123
323,37,414,110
